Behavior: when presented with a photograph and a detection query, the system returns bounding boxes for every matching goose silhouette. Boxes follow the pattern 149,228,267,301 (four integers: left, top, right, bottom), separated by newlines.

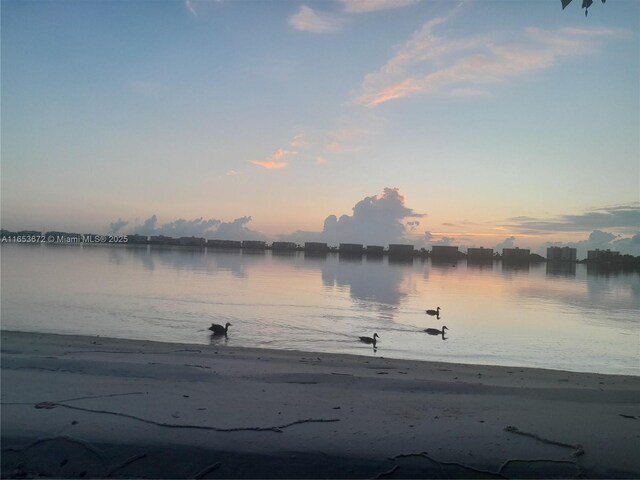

359,333,379,346
425,307,441,316
424,326,448,335
209,322,232,336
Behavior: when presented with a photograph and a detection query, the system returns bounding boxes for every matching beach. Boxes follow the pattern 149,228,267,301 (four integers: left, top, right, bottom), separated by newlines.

1,330,639,479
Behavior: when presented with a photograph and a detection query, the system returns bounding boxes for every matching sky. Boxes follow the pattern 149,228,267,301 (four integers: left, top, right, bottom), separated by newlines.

1,0,639,256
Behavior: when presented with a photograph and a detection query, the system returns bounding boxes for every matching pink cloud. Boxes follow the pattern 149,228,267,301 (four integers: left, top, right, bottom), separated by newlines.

356,11,629,107
271,148,298,160
340,0,417,13
289,6,343,33
251,160,288,170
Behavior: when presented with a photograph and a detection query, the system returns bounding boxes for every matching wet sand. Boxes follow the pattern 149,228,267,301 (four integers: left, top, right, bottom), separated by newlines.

1,330,639,478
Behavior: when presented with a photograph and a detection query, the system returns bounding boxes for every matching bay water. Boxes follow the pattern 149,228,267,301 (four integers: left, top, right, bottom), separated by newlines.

1,244,637,375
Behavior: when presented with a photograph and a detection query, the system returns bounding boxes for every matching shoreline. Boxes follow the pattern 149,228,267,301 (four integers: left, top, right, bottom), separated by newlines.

4,327,637,378
2,330,639,478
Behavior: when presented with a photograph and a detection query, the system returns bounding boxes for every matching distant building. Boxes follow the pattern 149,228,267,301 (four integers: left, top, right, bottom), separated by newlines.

272,242,297,250
305,242,328,252
242,240,266,249
547,246,577,262
149,235,176,245
366,245,384,256
502,247,530,261
587,249,620,261
128,234,148,244
467,247,493,260
207,239,241,248
339,243,364,254
179,236,206,246
388,244,414,257
431,245,459,258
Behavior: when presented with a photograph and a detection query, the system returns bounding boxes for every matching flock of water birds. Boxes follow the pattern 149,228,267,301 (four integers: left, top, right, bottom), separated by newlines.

207,306,448,351
357,307,448,349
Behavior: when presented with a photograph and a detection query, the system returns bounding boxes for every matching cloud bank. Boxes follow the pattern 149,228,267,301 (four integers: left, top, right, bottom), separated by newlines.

506,203,640,235
111,214,265,240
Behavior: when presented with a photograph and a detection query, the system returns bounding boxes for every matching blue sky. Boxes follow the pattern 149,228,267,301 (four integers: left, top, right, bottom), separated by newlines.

1,0,639,254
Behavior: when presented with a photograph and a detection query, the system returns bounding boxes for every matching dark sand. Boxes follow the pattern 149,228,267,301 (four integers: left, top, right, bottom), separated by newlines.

2,330,639,478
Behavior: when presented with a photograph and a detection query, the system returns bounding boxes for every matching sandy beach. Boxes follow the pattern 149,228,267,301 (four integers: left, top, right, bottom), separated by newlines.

1,330,639,479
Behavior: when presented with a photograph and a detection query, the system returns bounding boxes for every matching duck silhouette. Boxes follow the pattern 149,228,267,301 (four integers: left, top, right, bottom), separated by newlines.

359,333,379,347
424,325,448,335
425,307,441,317
209,322,232,336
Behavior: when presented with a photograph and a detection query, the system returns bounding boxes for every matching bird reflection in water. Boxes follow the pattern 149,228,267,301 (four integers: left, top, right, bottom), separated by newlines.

209,334,229,345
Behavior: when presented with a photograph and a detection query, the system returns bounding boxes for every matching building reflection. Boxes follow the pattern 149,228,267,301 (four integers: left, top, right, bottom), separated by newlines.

466,259,494,271
321,256,411,308
501,262,530,274
546,261,576,277
431,258,459,269
338,252,364,264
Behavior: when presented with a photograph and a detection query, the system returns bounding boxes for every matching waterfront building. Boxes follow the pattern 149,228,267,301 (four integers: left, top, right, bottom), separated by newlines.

272,242,297,250
339,243,364,253
179,236,206,246
587,249,620,261
546,246,577,262
304,242,329,252
467,247,494,260
388,244,414,257
366,245,384,256
242,240,267,249
128,234,148,244
207,239,242,248
502,247,530,261
149,235,176,245
431,245,459,258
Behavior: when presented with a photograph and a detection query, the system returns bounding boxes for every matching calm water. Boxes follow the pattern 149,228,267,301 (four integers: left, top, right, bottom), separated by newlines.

1,244,638,375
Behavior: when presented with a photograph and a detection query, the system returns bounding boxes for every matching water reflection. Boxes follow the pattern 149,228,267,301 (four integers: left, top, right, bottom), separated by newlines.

104,245,264,278
209,333,229,346
338,252,363,263
467,259,494,271
501,262,530,274
546,261,576,277
2,244,638,375
99,246,639,318
43,245,640,320
321,256,411,308
431,258,460,269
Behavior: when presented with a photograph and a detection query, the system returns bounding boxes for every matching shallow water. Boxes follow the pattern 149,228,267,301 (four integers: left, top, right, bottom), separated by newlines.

1,244,638,375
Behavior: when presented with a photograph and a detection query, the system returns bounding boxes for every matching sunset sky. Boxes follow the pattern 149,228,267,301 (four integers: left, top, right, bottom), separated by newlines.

2,0,639,255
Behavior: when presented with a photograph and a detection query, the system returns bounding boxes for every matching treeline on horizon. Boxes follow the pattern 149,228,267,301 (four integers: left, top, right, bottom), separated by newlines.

2,228,640,269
